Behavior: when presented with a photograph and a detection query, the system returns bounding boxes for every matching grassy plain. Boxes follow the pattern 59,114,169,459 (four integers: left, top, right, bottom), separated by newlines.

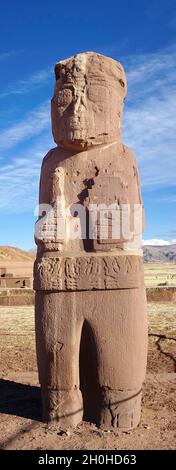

144,263,176,287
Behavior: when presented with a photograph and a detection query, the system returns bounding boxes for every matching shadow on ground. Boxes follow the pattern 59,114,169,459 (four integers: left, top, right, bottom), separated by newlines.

0,379,42,421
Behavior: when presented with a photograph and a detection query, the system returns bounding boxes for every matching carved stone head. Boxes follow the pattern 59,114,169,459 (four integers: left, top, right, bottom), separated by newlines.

51,52,127,150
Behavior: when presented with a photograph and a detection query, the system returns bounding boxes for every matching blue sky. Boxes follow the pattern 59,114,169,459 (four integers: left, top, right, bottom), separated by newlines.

0,0,176,249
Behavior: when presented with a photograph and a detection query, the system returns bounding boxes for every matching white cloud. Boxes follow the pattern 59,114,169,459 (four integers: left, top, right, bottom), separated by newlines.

0,101,50,151
0,67,52,98
143,239,170,246
123,44,176,188
154,195,176,203
0,135,53,213
0,50,23,61
143,239,176,246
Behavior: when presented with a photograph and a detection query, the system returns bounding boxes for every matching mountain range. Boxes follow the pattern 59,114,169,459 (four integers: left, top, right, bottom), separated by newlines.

143,244,176,263
1,245,176,263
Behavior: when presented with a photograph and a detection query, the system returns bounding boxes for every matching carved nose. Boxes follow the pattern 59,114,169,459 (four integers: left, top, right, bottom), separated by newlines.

73,95,80,114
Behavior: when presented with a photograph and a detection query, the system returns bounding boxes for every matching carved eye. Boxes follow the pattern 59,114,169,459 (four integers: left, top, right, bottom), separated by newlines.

87,85,106,103
57,88,73,107
118,78,125,88
55,65,62,80
55,72,60,80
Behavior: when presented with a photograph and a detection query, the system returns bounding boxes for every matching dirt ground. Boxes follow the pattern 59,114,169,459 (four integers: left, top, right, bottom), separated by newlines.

0,304,175,450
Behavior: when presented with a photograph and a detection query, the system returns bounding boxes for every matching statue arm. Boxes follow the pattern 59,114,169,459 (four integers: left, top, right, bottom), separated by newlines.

35,152,53,248
39,151,53,205
123,144,145,232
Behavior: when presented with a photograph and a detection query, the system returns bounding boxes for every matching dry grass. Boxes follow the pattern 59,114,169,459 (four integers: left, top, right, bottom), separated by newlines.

0,307,36,376
0,304,175,376
144,263,176,287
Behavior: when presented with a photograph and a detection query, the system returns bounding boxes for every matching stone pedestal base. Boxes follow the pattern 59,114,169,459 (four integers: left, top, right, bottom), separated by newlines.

99,389,141,429
41,387,141,429
41,388,83,427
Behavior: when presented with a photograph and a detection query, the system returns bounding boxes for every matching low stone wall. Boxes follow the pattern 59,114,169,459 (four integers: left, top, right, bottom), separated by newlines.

0,277,32,289
147,286,176,303
0,287,176,306
0,289,34,306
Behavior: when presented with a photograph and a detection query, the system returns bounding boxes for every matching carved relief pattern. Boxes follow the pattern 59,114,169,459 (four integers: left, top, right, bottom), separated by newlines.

34,256,143,291
103,256,133,289
65,257,101,290
103,257,121,289
34,258,62,290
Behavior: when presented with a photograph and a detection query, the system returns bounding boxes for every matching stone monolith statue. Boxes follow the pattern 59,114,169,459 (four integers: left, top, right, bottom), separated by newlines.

34,52,148,429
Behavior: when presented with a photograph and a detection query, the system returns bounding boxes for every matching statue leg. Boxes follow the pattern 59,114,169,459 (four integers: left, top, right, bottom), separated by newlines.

35,291,83,427
87,288,147,429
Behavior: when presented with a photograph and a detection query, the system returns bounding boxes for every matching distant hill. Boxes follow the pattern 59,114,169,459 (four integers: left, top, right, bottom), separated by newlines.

143,244,176,263
1,244,176,263
0,246,34,261
28,248,37,256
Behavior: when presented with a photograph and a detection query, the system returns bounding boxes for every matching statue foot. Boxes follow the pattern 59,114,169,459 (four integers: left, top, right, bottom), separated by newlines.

99,388,142,430
41,387,83,428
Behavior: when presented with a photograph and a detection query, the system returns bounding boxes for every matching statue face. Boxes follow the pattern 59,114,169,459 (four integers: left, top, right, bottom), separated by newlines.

51,53,126,150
